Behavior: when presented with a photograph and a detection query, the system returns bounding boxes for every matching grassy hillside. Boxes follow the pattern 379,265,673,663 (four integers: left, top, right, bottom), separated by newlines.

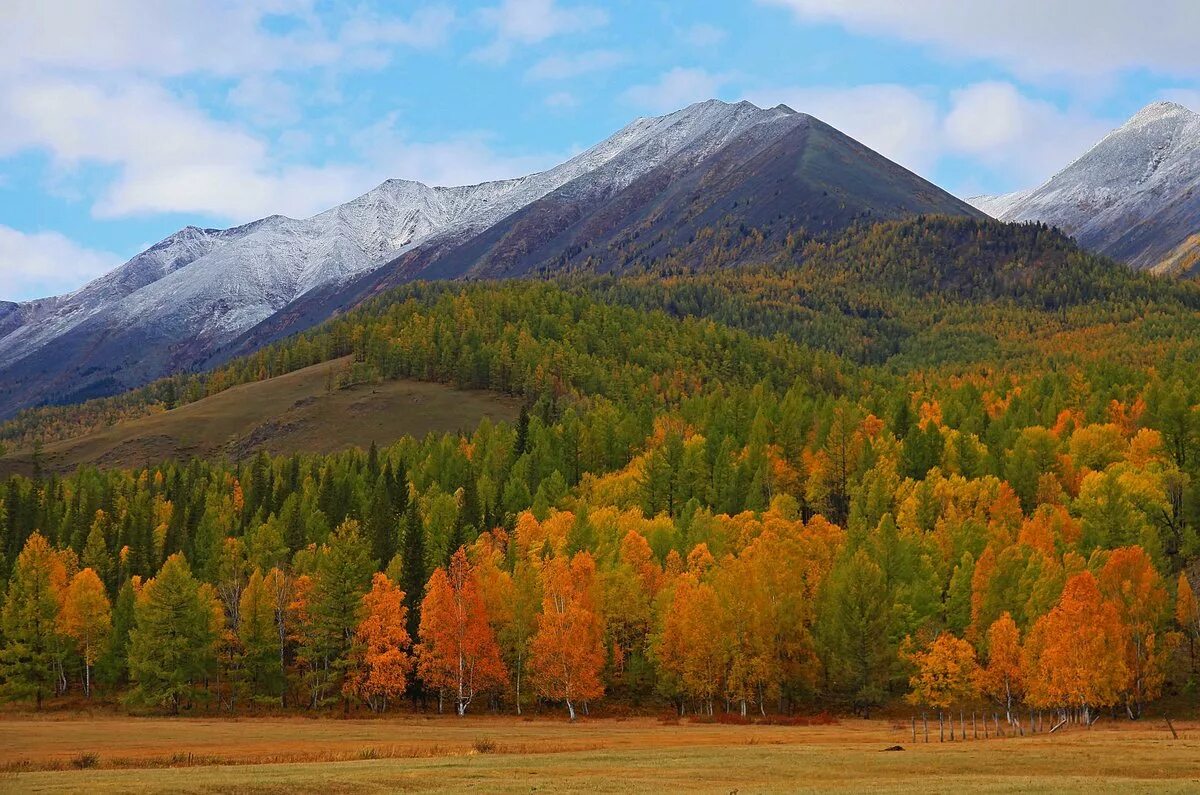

0,357,519,477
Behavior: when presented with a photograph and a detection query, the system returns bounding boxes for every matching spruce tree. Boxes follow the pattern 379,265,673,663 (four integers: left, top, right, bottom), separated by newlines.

400,505,426,645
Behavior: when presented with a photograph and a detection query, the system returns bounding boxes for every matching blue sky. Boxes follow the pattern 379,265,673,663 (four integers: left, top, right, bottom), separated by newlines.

2,0,1199,301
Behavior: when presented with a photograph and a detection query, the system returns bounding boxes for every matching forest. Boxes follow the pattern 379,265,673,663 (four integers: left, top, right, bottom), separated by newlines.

2,217,1200,728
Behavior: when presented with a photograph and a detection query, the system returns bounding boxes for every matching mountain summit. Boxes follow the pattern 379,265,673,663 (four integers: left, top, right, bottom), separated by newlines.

0,99,980,418
971,101,1200,272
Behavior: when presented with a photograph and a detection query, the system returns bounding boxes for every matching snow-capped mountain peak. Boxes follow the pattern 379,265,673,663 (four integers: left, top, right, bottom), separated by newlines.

969,100,1200,271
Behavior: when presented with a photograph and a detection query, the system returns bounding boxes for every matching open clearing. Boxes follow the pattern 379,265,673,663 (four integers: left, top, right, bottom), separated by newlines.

1,715,1197,793
0,358,521,476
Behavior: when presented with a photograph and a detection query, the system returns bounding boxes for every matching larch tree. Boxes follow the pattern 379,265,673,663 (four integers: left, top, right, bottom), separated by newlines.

417,549,507,715
815,548,891,716
976,612,1024,726
347,573,412,712
58,567,112,698
0,533,68,708
530,552,605,721
238,568,285,704
127,554,222,713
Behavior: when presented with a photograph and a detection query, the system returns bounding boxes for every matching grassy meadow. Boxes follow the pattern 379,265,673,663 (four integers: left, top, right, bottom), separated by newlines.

0,357,520,477
0,714,1197,793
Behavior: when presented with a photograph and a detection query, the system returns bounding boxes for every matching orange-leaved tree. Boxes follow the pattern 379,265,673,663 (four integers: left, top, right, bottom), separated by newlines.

654,572,726,715
1098,546,1175,719
975,612,1023,726
1023,571,1127,724
58,567,112,698
530,552,605,721
346,573,412,712
417,548,507,716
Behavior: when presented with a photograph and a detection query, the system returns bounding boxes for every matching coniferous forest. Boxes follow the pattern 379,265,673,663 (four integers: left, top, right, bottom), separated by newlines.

4,217,1200,728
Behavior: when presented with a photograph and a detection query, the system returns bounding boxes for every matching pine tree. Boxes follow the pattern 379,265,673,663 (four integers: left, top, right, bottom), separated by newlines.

97,578,137,689
367,479,397,571
127,554,222,712
297,520,374,709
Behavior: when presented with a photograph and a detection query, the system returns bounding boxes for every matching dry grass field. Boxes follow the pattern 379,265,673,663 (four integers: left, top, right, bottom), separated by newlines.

0,358,521,476
0,714,1197,793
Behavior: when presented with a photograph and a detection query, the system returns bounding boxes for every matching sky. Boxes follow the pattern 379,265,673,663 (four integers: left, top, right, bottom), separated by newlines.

2,0,1199,302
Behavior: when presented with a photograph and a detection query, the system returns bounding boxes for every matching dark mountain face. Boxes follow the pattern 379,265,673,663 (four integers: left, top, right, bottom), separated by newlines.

1,102,983,418
379,114,983,284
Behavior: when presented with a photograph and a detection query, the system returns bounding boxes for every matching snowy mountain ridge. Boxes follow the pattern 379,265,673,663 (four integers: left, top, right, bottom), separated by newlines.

0,100,799,372
969,101,1200,271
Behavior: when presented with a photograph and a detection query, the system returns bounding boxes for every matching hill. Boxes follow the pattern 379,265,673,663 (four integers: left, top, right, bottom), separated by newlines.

0,357,519,477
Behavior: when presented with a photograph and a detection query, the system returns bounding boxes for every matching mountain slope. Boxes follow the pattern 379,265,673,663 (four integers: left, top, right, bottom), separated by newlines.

971,101,1200,272
0,99,982,419
384,107,983,283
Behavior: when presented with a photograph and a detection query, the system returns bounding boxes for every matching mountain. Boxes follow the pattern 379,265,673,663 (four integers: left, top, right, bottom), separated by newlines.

0,99,982,419
971,101,1200,273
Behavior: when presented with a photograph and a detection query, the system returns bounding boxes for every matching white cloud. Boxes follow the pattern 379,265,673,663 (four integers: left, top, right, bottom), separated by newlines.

474,0,608,63
0,225,122,302
760,0,1200,79
943,82,1113,183
0,0,453,78
745,84,943,173
526,49,625,80
350,114,567,188
623,68,732,113
0,77,567,221
228,76,301,126
682,23,727,47
340,5,456,50
746,80,1119,190
544,91,580,109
